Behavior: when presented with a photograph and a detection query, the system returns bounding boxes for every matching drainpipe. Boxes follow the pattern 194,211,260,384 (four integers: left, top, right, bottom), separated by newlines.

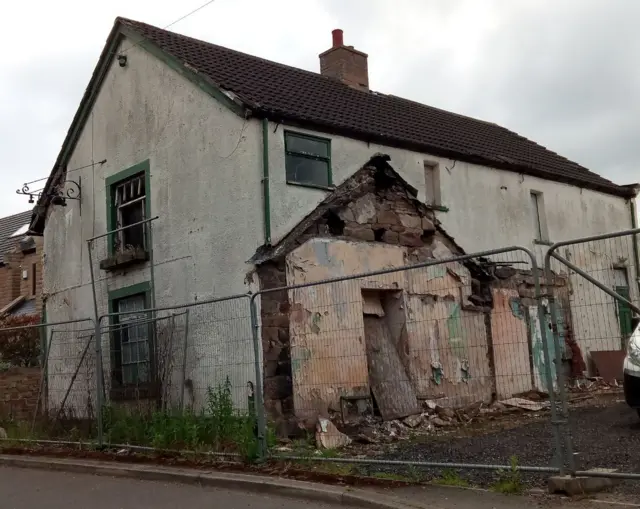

262,117,272,245
629,198,640,295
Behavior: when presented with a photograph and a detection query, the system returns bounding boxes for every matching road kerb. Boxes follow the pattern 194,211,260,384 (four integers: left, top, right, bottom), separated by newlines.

0,454,427,509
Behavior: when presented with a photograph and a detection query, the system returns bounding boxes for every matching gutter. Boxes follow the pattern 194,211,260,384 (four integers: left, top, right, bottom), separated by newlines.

262,117,272,245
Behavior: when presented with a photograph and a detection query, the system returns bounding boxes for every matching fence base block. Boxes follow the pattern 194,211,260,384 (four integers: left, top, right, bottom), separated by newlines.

548,470,621,496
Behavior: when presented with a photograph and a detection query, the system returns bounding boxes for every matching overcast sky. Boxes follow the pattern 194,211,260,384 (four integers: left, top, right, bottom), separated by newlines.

1,0,638,217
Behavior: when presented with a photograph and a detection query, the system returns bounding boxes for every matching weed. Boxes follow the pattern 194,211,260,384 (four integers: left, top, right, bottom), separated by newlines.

406,465,427,483
371,471,416,482
432,469,469,487
318,448,340,458
101,377,260,461
318,461,357,476
491,456,523,495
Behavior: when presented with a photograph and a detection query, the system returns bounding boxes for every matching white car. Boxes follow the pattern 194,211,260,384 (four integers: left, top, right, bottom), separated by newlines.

624,318,640,417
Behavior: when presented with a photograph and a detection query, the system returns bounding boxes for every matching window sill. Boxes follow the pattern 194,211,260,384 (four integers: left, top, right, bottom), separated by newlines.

100,247,150,271
110,382,160,402
533,239,554,246
286,181,335,192
427,204,449,212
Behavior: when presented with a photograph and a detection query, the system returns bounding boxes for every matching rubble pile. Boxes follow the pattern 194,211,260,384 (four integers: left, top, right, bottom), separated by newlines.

336,398,538,448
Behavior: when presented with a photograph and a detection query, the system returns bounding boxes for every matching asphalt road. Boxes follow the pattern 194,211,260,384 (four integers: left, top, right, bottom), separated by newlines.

0,466,340,509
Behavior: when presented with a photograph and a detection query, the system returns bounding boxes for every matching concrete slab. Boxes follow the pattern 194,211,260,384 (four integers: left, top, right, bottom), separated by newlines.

549,469,621,496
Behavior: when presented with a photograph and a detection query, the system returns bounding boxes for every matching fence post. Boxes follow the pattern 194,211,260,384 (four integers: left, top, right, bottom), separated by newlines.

179,309,190,413
529,253,567,476
546,289,577,474
249,294,268,459
87,239,104,447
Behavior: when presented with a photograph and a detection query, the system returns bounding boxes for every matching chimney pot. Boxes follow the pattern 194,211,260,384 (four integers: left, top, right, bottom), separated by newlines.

320,29,369,91
332,29,343,48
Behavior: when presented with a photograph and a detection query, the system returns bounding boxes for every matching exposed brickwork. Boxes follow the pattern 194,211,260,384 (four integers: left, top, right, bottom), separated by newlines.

0,265,13,309
258,178,458,433
0,367,41,422
257,260,296,434
319,44,369,91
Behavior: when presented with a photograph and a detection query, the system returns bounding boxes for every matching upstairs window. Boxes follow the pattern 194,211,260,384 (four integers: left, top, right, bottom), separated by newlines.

285,131,332,188
114,173,146,251
424,161,441,206
530,190,549,242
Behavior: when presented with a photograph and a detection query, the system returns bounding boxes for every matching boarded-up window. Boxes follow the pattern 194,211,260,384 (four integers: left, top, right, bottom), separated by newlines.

424,162,440,206
530,191,548,242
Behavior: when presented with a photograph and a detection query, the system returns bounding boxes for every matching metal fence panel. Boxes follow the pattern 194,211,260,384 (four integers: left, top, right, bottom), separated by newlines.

0,318,97,443
252,246,563,483
545,228,640,479
96,295,257,458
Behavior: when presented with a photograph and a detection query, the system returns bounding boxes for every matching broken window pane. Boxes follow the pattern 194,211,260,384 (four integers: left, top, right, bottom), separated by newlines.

114,173,146,251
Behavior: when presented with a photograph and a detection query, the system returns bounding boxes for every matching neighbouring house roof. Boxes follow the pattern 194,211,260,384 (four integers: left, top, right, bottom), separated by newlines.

0,295,36,317
30,17,637,233
250,153,466,265
0,210,32,264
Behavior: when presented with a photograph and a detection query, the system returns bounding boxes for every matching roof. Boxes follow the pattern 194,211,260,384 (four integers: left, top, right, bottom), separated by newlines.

0,295,36,317
250,154,466,264
117,18,634,198
30,17,636,233
0,210,32,264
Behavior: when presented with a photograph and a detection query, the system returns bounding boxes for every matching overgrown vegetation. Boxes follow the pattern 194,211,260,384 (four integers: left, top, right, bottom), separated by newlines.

102,377,266,461
491,456,523,494
432,469,470,487
0,314,41,367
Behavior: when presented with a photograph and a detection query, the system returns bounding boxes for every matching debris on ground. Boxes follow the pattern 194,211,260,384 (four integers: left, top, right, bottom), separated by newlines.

402,414,423,428
500,398,550,412
316,417,352,449
424,400,438,410
431,417,451,427
570,376,622,394
335,383,621,447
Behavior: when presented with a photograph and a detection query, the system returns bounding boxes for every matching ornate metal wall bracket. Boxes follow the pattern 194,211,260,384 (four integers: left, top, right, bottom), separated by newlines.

16,177,81,206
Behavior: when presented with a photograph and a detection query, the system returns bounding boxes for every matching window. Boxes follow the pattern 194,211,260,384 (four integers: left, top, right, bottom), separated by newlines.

105,160,151,257
285,132,331,188
111,292,152,386
424,162,441,206
530,191,548,242
114,173,146,250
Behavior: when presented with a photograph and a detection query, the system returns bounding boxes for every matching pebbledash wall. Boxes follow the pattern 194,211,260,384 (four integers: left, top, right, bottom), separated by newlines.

43,35,635,415
43,37,262,412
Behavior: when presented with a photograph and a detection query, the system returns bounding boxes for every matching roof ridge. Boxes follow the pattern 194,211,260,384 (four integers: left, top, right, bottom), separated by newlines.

112,17,632,196
119,16,605,175
118,17,371,94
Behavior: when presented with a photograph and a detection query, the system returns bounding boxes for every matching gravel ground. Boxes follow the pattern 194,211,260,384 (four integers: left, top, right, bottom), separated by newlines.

359,402,640,496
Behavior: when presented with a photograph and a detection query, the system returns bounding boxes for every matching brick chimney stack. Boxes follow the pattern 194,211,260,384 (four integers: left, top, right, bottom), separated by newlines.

319,29,369,91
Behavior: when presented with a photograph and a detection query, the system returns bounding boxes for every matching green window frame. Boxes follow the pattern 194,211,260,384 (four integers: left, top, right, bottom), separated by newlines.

108,282,155,396
285,131,332,189
105,160,151,256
